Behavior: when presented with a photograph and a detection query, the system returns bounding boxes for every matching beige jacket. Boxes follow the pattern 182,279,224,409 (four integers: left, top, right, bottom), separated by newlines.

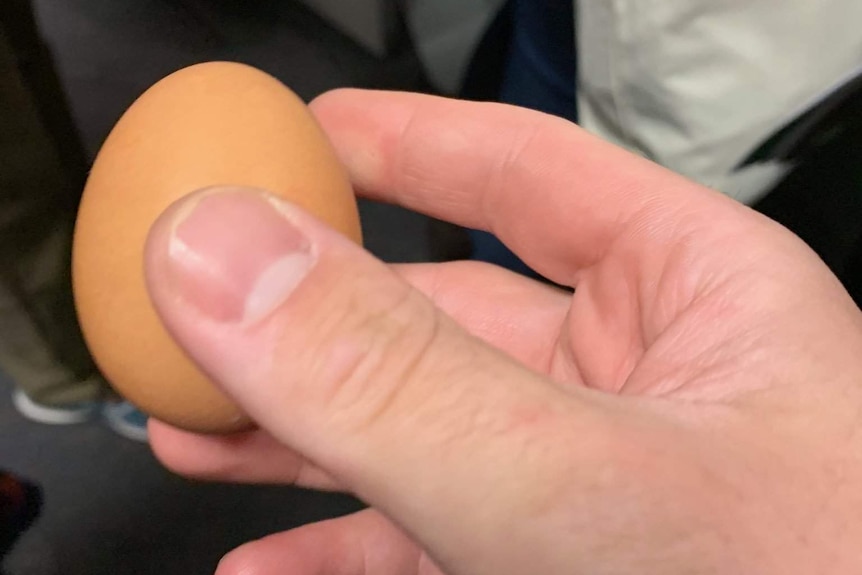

407,0,862,204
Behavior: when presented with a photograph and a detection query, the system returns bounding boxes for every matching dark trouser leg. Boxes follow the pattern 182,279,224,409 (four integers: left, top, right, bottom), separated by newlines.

0,1,104,405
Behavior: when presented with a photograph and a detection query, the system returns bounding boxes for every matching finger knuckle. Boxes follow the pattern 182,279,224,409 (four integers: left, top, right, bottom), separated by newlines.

306,281,444,434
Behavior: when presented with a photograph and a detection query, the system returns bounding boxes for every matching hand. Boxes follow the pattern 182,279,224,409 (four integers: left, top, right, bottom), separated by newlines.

144,90,862,575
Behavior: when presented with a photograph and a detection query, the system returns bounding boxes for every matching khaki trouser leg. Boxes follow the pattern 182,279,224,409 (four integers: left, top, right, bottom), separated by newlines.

0,2,105,406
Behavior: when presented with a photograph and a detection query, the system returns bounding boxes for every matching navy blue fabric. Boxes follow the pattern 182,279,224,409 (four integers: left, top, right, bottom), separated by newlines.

500,0,578,122
469,0,577,277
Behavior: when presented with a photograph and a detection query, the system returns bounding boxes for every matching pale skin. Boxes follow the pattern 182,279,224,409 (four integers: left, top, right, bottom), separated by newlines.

143,89,862,574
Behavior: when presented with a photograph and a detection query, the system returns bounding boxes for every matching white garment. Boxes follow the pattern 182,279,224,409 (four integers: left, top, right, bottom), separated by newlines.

406,0,862,204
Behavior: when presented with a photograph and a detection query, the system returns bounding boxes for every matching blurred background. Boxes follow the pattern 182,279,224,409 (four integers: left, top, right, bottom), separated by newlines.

1,0,860,573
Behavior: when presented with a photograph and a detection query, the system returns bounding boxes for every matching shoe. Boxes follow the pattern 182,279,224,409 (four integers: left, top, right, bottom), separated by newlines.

101,401,149,443
12,390,98,425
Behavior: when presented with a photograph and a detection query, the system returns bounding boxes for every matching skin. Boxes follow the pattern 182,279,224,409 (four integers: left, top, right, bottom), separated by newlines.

143,89,862,575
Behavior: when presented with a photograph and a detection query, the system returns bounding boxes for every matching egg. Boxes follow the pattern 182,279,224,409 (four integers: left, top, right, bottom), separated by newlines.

73,61,362,433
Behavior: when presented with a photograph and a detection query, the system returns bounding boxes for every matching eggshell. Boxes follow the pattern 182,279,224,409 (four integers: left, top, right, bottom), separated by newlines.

73,62,361,433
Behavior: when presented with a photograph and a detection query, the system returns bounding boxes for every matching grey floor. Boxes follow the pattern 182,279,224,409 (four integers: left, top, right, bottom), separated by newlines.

2,1,434,573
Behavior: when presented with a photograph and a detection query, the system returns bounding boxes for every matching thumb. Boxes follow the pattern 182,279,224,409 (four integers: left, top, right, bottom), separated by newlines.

144,186,614,573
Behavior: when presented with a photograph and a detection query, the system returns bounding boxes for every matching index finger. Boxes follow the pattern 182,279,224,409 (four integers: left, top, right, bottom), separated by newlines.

309,89,746,284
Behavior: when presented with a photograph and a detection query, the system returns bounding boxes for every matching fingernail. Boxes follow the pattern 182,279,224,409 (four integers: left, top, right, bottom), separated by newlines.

164,187,314,325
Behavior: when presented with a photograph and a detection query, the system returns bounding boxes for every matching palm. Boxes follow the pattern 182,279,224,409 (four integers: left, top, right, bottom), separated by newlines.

561,215,858,402
427,203,846,405
563,225,766,398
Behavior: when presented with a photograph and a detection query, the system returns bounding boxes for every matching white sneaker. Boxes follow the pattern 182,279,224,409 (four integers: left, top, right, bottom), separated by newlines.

12,389,98,425
101,401,149,443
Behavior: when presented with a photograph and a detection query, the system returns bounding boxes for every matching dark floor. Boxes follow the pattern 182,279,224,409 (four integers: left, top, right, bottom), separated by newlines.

2,1,433,573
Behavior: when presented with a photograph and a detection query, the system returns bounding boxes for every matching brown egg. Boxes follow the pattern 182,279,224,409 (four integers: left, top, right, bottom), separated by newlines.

73,61,362,434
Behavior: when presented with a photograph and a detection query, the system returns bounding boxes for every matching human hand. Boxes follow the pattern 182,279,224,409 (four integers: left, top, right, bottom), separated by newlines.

144,90,862,574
